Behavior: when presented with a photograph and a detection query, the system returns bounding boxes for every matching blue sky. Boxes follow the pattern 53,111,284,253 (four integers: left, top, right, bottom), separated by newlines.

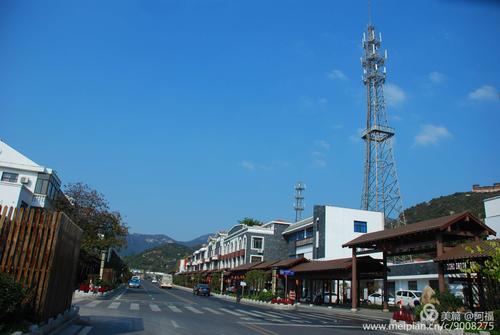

1,0,499,240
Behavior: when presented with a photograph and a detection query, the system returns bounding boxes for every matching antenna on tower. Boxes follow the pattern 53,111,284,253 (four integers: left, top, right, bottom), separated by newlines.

294,182,305,222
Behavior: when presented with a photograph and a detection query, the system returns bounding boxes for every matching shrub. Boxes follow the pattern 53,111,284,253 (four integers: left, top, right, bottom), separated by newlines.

0,272,30,322
257,291,275,302
432,291,464,313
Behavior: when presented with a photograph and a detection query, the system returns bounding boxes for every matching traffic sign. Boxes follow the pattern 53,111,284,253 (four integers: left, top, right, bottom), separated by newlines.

279,270,295,276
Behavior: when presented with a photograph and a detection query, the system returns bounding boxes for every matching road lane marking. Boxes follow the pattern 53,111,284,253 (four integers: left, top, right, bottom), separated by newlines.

77,326,93,335
167,305,182,313
219,308,243,316
236,309,266,317
84,301,102,308
108,302,120,309
185,306,203,314
262,311,286,318
130,303,139,310
202,307,222,314
150,304,161,312
171,320,180,328
250,310,278,317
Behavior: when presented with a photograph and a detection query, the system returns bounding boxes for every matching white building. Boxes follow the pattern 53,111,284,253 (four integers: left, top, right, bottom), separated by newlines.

283,205,385,260
484,195,500,239
0,140,61,210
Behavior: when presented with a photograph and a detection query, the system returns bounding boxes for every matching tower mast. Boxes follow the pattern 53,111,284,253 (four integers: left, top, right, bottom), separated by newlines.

294,182,305,222
360,8,406,227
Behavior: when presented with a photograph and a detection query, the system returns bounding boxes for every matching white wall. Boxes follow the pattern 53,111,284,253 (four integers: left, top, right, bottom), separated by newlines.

323,206,384,260
484,197,500,238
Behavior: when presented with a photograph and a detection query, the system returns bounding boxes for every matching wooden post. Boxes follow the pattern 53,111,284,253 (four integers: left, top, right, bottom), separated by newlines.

382,251,389,312
336,279,340,305
436,234,446,293
351,248,358,312
272,269,277,295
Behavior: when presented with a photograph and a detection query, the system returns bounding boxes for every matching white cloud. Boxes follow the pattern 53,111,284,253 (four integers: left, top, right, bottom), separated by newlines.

328,69,347,81
428,71,446,84
414,124,452,146
315,140,330,150
240,160,256,171
468,85,498,101
385,83,407,107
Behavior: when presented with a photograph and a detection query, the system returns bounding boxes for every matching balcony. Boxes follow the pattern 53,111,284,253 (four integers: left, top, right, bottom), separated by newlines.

31,194,47,208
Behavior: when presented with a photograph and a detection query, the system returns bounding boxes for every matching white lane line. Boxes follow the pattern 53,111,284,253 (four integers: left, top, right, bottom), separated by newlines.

108,302,120,309
219,308,244,316
202,307,222,315
236,309,266,317
84,301,102,308
168,305,182,313
250,310,277,317
77,326,93,335
185,306,203,314
171,320,180,328
150,304,161,312
130,303,139,311
262,311,286,318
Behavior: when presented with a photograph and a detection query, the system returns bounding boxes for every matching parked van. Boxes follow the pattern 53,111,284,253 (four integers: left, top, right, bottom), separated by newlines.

395,290,422,306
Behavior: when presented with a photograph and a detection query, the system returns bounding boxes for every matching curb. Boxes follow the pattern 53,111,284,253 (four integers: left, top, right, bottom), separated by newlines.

173,285,297,311
10,306,80,335
73,284,125,301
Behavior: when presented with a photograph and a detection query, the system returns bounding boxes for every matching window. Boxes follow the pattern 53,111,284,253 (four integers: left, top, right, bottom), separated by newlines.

408,281,417,291
354,220,367,233
305,227,313,238
1,172,19,183
251,236,264,250
250,255,263,263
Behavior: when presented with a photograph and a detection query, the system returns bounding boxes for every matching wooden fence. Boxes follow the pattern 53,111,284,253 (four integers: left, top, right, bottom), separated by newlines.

0,205,82,321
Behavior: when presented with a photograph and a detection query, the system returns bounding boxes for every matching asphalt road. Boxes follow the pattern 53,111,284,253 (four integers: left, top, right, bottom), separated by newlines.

70,281,391,335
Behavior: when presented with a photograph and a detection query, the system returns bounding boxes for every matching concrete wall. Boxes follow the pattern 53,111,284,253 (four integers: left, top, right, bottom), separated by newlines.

322,206,384,260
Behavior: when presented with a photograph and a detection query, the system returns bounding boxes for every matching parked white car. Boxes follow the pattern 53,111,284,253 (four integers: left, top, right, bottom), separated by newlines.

366,293,395,305
395,290,422,306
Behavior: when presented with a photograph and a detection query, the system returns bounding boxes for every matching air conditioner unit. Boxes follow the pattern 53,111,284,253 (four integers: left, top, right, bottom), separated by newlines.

20,177,29,184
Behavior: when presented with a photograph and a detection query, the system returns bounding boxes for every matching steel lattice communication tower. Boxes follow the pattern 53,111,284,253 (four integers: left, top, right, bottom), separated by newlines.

294,182,305,222
360,19,406,227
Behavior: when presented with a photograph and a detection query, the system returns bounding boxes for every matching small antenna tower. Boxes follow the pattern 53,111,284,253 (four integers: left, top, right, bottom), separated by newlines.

294,182,305,222
360,1,406,228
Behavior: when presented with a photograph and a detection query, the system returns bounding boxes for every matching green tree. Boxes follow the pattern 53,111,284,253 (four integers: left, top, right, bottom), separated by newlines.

238,217,262,227
55,182,128,255
245,270,267,294
461,240,500,281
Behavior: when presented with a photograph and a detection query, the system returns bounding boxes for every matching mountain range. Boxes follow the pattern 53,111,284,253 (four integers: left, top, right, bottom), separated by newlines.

119,233,212,257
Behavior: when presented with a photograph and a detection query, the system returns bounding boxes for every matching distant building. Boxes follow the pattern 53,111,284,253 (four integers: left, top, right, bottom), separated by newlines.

282,205,385,260
472,183,500,193
183,220,291,272
484,195,500,239
0,140,62,210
